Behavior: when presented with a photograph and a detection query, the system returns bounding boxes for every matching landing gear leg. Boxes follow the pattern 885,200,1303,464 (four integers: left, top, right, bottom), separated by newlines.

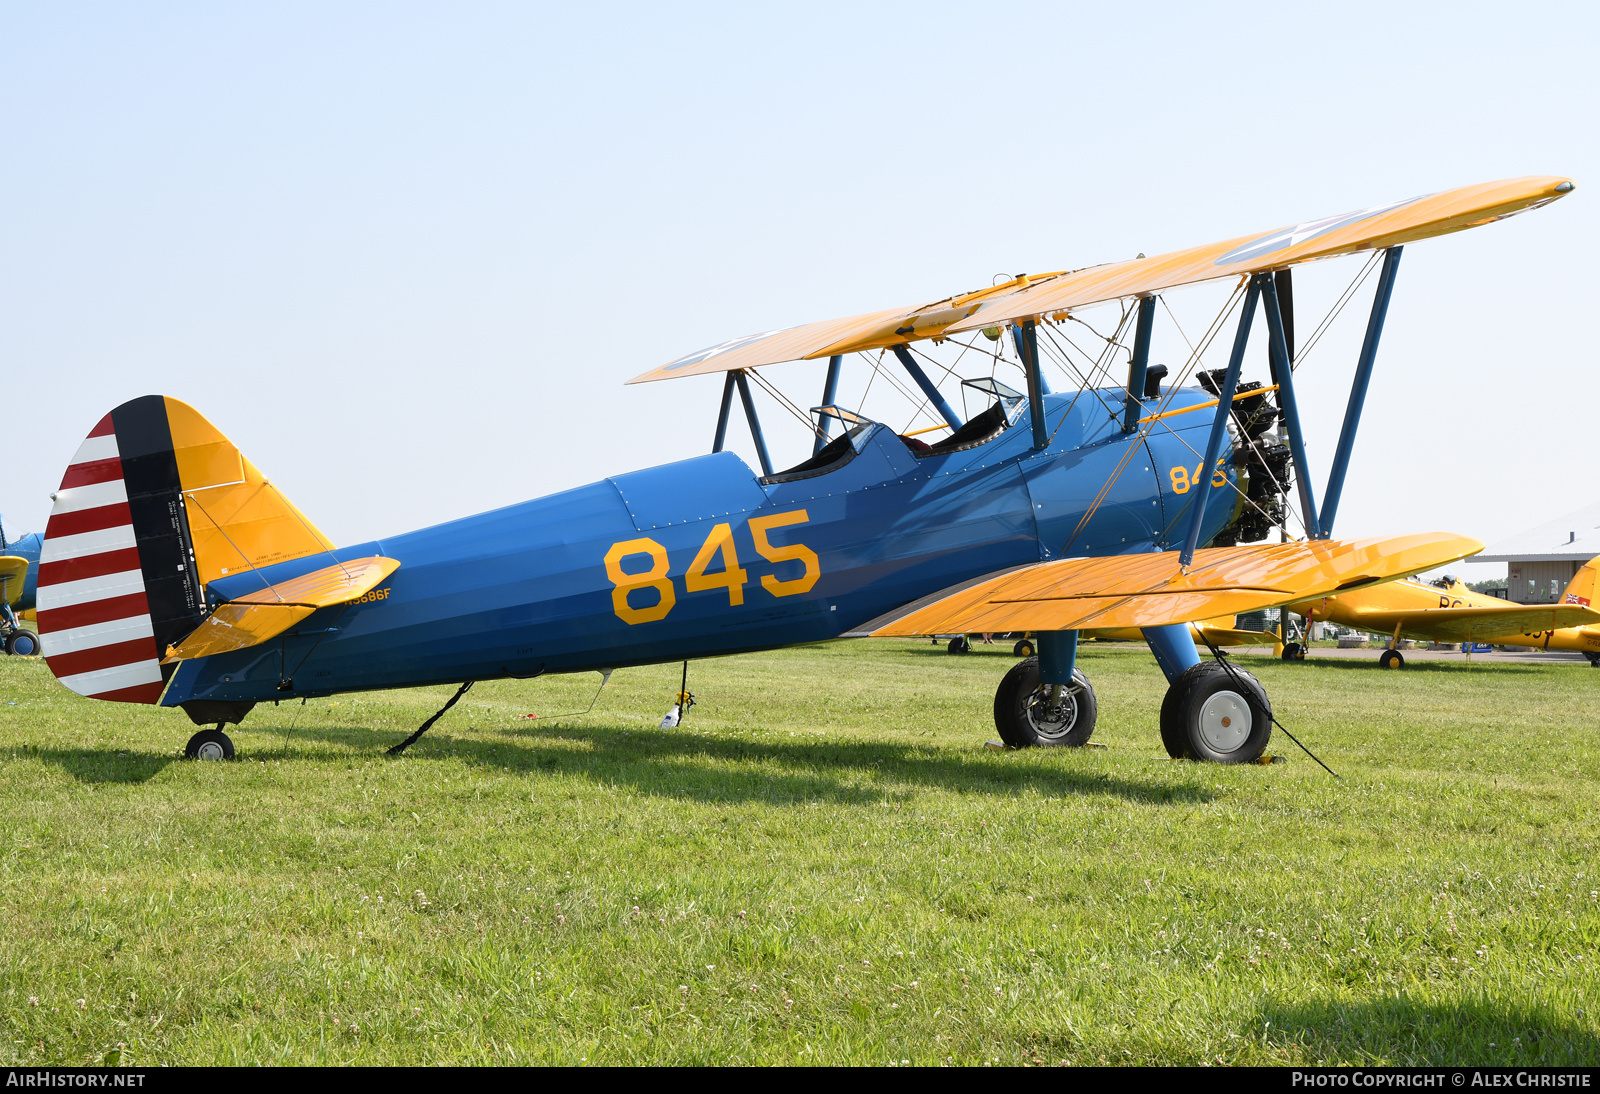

992,631,1096,747
185,726,235,761
1380,622,1405,668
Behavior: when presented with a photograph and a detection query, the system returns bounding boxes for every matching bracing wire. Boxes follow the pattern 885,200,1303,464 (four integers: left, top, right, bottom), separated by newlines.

1058,280,1249,552
180,491,290,602
854,351,879,416
1197,631,1339,778
744,367,827,438
1157,290,1312,539
1292,251,1383,371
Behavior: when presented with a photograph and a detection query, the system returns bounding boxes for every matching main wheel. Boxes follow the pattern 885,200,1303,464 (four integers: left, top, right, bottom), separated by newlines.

5,631,40,657
1280,642,1304,661
1379,648,1405,669
185,728,234,761
1013,637,1035,658
992,656,1098,748
1159,661,1272,763
947,635,970,655
1586,652,1599,667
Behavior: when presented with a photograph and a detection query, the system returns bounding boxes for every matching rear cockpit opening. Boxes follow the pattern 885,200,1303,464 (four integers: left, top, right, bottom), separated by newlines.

760,406,874,484
910,378,1023,458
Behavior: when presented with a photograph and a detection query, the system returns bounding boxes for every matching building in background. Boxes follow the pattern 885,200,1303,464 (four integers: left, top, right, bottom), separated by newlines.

1475,503,1600,604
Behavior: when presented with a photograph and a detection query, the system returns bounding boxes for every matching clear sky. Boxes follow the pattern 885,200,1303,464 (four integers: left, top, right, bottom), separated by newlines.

3,2,1594,579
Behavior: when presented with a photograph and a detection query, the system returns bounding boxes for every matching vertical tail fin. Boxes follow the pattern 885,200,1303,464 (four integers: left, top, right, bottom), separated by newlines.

1562,554,1599,608
37,396,333,703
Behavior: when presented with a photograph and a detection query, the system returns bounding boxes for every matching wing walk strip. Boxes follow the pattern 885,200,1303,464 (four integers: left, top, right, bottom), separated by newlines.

36,417,166,704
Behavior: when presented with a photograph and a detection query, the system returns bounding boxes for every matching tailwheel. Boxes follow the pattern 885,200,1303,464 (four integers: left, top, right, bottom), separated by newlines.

947,635,971,655
1159,661,1271,763
1013,637,1035,658
1280,642,1305,662
1379,648,1405,669
185,727,235,761
992,656,1098,748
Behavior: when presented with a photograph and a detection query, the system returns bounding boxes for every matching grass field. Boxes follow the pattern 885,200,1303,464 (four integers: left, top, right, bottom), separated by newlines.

1,639,1596,1066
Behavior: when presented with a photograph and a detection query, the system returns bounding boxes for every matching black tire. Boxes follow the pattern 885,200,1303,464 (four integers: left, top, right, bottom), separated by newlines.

1586,653,1600,667
947,636,970,655
1159,660,1272,763
992,656,1098,748
5,631,40,657
1379,648,1405,669
185,728,234,761
1013,638,1035,658
1280,642,1304,661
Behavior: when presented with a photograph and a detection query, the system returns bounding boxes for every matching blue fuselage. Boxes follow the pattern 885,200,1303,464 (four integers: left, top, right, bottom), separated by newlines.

163,388,1237,706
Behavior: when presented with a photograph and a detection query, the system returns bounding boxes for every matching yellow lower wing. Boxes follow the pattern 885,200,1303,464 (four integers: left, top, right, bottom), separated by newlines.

1191,626,1278,647
0,556,27,608
1344,604,1600,642
855,533,1481,637
1086,616,1274,646
162,556,400,663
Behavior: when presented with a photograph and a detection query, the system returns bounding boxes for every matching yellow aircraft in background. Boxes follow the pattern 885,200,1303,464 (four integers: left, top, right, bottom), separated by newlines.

1083,616,1280,652
1282,556,1600,668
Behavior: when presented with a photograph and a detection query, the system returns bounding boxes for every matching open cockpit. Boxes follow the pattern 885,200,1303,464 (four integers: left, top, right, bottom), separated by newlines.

757,378,1025,484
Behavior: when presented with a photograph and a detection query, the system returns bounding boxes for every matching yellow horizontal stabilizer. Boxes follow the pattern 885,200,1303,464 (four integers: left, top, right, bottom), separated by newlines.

225,555,400,609
854,533,1482,637
0,556,27,608
162,602,319,663
1335,604,1600,643
632,177,1570,384
162,556,400,663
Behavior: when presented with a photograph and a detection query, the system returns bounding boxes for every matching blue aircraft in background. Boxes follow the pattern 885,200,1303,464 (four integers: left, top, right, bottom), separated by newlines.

0,514,43,657
26,178,1573,763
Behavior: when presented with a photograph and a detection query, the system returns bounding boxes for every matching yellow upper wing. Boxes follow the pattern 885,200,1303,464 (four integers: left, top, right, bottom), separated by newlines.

631,177,1572,385
852,533,1481,637
948,177,1571,332
626,273,1066,385
1338,604,1600,642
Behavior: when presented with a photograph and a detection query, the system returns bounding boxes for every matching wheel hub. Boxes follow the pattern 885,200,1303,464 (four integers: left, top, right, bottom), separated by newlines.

1197,690,1251,753
1026,684,1080,741
195,741,228,761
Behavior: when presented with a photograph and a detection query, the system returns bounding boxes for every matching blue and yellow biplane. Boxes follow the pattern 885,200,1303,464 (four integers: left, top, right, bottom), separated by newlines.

0,515,43,657
33,177,1573,762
